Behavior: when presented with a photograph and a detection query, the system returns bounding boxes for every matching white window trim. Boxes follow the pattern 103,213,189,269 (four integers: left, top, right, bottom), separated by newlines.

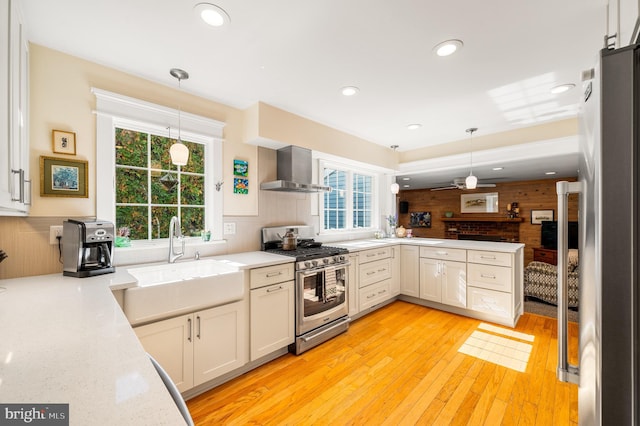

92,88,225,261
319,159,380,234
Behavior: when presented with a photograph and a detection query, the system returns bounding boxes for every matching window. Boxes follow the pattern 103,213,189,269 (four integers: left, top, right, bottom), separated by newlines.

322,165,375,231
93,88,225,244
115,127,206,240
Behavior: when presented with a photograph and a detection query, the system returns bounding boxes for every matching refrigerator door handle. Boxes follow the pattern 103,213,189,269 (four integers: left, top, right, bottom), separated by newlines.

556,181,582,384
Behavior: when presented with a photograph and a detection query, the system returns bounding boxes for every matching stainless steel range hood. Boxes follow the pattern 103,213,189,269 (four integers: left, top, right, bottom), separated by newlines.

260,146,331,192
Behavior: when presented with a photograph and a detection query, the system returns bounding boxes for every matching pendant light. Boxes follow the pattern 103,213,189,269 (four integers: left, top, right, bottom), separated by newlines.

169,68,190,166
465,127,478,190
390,145,400,194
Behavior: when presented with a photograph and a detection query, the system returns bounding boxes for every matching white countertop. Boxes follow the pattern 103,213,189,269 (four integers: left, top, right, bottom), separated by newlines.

0,250,293,426
330,237,524,253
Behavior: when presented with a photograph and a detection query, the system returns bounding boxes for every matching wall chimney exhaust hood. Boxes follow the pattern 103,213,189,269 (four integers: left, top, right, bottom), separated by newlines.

260,146,331,193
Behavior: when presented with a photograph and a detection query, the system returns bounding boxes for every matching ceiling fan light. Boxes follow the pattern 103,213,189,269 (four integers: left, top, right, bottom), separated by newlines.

390,182,400,194
465,174,478,190
170,142,189,166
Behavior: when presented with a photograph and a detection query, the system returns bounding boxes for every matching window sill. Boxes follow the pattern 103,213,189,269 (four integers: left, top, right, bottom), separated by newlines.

113,238,228,266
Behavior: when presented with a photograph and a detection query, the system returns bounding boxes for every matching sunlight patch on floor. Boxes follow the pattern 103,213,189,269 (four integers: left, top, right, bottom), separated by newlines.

458,330,533,372
478,322,535,342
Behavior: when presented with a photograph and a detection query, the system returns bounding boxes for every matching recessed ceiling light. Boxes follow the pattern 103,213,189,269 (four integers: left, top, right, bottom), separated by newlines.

545,171,557,175
194,3,230,27
433,39,463,57
492,167,504,171
407,124,422,130
341,86,359,96
402,177,411,181
550,84,576,94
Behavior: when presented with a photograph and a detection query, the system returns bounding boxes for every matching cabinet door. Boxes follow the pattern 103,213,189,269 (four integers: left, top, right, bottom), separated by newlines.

134,314,194,392
400,245,419,297
441,260,467,308
419,257,441,303
193,301,247,387
250,280,294,361
389,246,401,296
347,254,359,316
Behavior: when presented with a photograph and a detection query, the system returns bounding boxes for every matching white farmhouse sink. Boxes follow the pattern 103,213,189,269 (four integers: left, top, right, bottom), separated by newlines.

124,260,244,325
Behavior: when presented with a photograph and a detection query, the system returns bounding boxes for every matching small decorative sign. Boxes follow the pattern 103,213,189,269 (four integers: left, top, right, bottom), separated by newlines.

52,129,76,155
40,156,88,198
531,209,554,225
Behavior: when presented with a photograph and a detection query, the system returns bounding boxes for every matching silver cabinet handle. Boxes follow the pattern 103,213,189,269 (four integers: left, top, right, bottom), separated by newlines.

266,271,283,277
10,169,23,202
378,289,387,295
480,255,496,259
367,294,376,299
366,253,376,257
366,271,376,276
24,178,31,205
196,315,201,339
187,318,192,342
377,268,387,272
481,274,496,279
267,285,284,293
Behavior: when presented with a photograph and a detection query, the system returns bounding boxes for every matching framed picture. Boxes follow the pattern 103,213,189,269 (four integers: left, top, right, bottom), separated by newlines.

233,159,248,177
40,156,88,198
233,177,248,194
52,130,76,155
461,192,499,213
531,209,554,225
410,211,431,228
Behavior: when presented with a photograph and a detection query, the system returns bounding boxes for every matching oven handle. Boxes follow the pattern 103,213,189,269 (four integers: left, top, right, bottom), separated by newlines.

301,316,351,342
297,262,351,276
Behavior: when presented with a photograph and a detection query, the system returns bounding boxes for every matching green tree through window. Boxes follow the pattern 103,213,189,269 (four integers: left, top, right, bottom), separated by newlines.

115,128,205,240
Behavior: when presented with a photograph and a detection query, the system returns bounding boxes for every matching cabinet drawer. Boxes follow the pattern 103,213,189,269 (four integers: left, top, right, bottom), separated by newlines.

467,250,512,267
250,263,295,289
359,246,392,264
467,263,512,292
359,279,391,311
359,258,392,288
467,287,512,319
420,246,466,262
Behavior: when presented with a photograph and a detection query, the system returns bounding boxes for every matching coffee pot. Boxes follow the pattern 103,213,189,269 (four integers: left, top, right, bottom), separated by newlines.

62,219,115,277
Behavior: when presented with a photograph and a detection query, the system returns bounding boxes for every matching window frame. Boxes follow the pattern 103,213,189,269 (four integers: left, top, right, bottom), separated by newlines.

93,88,224,247
319,160,379,233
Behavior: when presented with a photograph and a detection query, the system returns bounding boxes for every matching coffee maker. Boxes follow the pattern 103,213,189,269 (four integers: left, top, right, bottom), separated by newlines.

63,219,115,277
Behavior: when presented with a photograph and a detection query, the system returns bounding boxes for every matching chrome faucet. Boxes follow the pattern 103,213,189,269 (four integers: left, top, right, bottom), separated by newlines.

168,216,185,263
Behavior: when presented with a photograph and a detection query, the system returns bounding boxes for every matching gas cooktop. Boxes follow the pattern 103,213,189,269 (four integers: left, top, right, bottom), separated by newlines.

265,245,348,261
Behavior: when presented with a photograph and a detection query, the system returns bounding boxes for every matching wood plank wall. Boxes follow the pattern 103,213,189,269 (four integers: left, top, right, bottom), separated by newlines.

397,177,579,265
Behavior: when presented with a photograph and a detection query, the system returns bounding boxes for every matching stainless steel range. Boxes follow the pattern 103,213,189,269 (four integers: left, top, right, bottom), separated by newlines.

262,226,350,354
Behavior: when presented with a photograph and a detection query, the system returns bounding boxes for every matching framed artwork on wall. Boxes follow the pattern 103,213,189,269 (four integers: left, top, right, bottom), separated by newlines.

40,156,88,198
410,211,431,228
52,129,76,155
460,192,499,213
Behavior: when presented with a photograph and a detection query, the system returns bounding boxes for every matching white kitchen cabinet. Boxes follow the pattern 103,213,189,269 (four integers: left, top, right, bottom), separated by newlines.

134,300,246,393
0,0,30,216
419,249,467,308
250,279,294,361
400,245,419,297
347,253,359,316
389,245,401,296
357,246,394,311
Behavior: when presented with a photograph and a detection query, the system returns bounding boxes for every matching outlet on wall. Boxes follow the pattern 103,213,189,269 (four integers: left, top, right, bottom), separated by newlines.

223,222,236,235
49,226,63,245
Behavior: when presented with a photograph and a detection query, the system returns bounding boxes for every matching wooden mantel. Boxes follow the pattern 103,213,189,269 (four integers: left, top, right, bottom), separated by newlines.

441,216,524,223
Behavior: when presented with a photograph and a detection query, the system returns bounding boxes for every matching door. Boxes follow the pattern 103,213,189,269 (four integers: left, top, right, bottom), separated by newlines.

441,260,466,308
250,280,295,360
193,301,246,387
134,314,194,392
419,257,441,302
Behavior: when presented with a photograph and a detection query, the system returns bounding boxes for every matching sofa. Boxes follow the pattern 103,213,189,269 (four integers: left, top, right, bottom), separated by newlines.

523,249,579,308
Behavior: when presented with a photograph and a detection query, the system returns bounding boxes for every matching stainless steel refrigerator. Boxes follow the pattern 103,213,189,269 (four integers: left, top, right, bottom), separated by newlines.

556,43,639,425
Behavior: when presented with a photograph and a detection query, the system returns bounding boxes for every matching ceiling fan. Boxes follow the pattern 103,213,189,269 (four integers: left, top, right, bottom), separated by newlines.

430,177,497,191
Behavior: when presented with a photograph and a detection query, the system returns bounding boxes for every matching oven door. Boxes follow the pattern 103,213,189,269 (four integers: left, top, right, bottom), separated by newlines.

296,264,349,335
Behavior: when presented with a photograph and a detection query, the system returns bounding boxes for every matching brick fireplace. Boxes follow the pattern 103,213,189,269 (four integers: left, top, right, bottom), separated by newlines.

443,218,521,242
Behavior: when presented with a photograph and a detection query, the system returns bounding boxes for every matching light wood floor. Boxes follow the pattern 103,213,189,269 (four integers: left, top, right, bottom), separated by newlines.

187,301,579,425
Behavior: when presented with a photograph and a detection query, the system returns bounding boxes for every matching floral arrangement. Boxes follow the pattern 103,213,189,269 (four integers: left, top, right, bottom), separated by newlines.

386,215,398,228
118,226,130,237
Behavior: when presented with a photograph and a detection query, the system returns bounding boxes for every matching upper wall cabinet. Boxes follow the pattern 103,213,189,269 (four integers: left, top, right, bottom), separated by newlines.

0,0,30,216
